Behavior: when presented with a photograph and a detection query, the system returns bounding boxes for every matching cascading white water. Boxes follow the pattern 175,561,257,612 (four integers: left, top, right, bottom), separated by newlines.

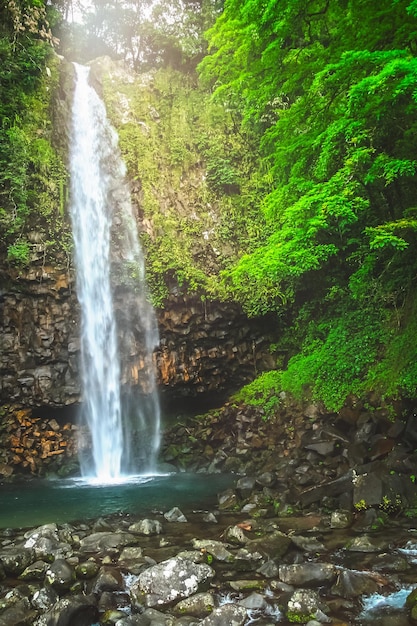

69,63,160,481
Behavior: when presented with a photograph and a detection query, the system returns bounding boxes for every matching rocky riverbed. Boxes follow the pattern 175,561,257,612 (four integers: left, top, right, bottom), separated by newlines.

2,393,417,624
1,498,417,625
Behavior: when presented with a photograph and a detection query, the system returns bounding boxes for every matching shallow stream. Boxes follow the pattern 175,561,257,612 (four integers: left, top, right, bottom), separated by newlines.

1,475,417,624
0,473,234,528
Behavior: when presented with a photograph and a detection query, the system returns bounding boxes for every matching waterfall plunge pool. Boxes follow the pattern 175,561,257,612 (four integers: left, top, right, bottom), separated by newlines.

0,473,235,529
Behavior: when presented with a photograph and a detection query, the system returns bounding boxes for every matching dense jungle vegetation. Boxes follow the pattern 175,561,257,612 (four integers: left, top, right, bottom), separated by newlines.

1,0,417,412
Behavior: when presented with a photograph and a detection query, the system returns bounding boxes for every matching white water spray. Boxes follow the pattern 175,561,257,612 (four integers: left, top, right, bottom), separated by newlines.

69,63,160,481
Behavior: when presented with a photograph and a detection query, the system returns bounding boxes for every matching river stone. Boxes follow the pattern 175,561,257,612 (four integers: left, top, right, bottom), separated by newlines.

128,519,163,535
114,616,152,626
0,546,34,575
0,588,30,613
246,530,291,559
228,579,266,591
173,591,215,616
353,472,383,508
199,604,247,625
75,560,100,579
45,558,75,591
131,556,214,607
279,563,336,586
257,559,279,578
142,607,181,623
256,472,276,487
330,510,353,529
217,488,239,510
164,507,188,523
233,547,264,571
0,601,37,626
24,523,59,543
331,568,383,598
91,565,125,593
79,532,139,553
26,534,70,560
224,525,250,545
290,535,326,553
176,550,206,563
239,592,268,610
118,548,148,575
236,476,256,498
191,539,234,562
33,594,99,626
346,534,383,552
19,559,48,580
32,586,59,610
285,589,323,622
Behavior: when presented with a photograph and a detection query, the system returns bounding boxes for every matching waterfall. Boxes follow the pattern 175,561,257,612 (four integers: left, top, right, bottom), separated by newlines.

69,63,160,481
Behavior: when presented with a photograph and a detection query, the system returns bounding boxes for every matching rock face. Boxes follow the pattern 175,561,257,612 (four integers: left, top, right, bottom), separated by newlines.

0,266,80,407
157,295,275,397
0,264,274,409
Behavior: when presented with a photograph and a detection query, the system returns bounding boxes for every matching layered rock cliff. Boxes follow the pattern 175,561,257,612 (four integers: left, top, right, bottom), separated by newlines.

0,262,274,408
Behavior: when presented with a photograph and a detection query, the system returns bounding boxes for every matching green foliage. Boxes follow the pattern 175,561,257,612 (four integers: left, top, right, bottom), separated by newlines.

6,240,30,265
281,305,389,411
233,370,282,418
195,0,417,409
103,66,267,305
0,6,70,266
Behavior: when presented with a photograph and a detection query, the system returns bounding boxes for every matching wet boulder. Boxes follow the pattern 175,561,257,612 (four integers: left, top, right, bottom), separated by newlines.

79,532,140,554
246,530,291,560
279,563,336,586
345,534,386,553
19,559,48,581
75,560,100,580
224,524,251,545
199,603,247,625
45,558,75,592
353,473,383,509
285,589,329,623
130,556,215,607
128,519,163,536
164,507,187,523
290,535,326,553
0,547,34,576
31,586,59,611
239,592,268,610
191,539,234,563
233,547,264,572
24,524,60,545
217,488,239,511
236,476,256,498
91,566,125,593
330,510,353,529
25,534,69,561
173,591,215,617
118,546,148,574
331,568,389,598
0,601,37,626
33,594,99,626
406,587,417,621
